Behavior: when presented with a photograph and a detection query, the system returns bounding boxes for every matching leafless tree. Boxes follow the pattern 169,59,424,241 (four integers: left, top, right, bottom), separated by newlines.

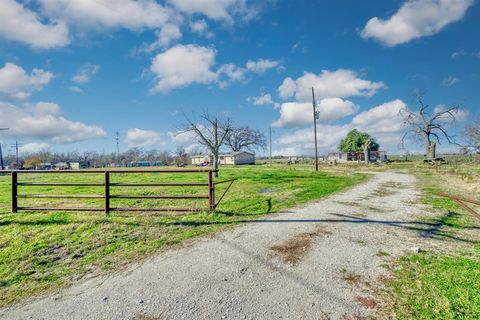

401,95,461,159
180,112,232,176
466,117,480,153
174,147,189,166
225,126,267,152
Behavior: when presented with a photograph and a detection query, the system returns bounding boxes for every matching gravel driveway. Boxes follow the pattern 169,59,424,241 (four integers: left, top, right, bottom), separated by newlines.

1,171,439,320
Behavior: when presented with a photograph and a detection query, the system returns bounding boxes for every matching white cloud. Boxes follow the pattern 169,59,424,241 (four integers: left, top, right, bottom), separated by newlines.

150,44,278,93
274,100,409,155
0,62,53,100
360,0,474,47
125,128,164,148
278,69,385,102
246,59,279,74
150,44,217,93
69,86,83,94
0,102,106,143
29,102,63,116
143,23,183,52
39,0,174,31
190,20,208,34
19,142,51,154
216,63,246,87
248,93,279,108
351,99,408,134
442,76,460,87
72,63,100,84
0,0,69,49
272,98,357,128
168,130,202,153
167,0,253,22
451,49,466,59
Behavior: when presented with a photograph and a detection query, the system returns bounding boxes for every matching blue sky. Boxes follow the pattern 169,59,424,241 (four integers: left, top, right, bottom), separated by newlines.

0,0,479,157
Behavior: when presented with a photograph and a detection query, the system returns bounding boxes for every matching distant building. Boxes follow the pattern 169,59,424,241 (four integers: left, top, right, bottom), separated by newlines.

192,151,255,166
328,151,387,163
67,161,90,170
127,161,162,167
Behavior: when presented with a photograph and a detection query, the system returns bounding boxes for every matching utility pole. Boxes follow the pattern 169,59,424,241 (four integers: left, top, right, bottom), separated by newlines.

115,131,120,154
312,87,319,172
269,127,273,166
0,128,8,170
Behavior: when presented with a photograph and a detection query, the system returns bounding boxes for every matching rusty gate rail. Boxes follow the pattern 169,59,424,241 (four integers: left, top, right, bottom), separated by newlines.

436,192,480,220
0,169,228,214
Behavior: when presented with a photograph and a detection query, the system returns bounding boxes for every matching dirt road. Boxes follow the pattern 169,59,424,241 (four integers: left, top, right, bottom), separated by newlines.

1,172,439,320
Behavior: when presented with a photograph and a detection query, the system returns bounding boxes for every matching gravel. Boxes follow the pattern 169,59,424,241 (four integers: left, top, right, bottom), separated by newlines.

0,171,439,320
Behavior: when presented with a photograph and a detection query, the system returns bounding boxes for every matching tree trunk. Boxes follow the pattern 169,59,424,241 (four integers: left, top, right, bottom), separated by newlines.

364,146,370,164
427,142,436,159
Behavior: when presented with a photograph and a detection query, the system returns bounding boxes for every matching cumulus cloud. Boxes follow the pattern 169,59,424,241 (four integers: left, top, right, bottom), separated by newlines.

125,128,164,148
168,130,203,153
143,23,183,52
0,0,70,49
190,19,208,34
72,63,100,84
246,59,279,74
167,0,255,22
247,93,279,108
0,62,53,100
150,44,217,94
0,102,106,143
278,69,384,102
274,100,409,155
39,0,174,31
150,44,279,93
360,0,474,47
351,99,408,134
19,142,51,154
29,102,63,116
272,98,357,128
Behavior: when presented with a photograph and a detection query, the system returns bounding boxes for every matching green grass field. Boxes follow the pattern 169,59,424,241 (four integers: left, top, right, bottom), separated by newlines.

383,166,480,320
0,165,366,306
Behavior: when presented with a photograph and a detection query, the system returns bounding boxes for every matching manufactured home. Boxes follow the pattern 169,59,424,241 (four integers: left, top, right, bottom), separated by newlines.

192,151,255,166
328,151,388,163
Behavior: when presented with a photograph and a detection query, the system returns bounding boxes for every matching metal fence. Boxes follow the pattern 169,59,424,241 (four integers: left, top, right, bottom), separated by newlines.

0,169,235,214
436,192,480,220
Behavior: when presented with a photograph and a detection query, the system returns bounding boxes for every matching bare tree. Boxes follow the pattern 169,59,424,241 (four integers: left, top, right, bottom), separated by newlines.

401,95,460,159
174,147,189,166
180,112,232,177
466,117,480,153
225,126,267,152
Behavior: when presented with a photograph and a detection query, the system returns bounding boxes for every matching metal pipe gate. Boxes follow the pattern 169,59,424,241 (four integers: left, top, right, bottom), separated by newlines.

0,169,235,214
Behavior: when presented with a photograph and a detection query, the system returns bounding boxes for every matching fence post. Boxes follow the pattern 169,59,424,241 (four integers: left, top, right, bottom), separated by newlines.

208,170,215,212
104,171,110,214
12,171,17,213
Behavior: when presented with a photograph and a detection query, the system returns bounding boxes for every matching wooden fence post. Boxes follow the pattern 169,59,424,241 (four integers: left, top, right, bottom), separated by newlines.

208,170,215,212
105,171,110,214
12,171,17,213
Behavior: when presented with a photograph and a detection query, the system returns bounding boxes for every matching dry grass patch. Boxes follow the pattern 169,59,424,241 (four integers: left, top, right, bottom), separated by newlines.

270,226,332,265
340,268,361,287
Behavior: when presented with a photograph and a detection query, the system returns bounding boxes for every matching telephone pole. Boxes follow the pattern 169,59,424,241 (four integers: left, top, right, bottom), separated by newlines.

12,140,21,169
115,132,120,154
0,128,8,170
269,127,273,166
312,87,319,172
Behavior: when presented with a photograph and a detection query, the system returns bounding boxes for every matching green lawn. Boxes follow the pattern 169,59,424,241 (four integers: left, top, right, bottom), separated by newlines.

0,165,366,306
383,168,480,320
